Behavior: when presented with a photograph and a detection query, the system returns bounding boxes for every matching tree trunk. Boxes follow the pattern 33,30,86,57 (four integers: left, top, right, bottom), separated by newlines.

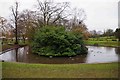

119,38,120,41
15,22,18,44
23,35,26,43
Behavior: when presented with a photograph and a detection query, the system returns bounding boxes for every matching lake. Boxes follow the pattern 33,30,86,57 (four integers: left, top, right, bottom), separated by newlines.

0,46,119,64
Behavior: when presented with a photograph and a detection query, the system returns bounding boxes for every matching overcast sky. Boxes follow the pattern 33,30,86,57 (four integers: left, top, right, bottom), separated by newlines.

0,0,119,31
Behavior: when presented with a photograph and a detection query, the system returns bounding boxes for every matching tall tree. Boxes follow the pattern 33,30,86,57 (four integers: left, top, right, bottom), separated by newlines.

70,8,89,39
17,9,37,42
11,2,19,44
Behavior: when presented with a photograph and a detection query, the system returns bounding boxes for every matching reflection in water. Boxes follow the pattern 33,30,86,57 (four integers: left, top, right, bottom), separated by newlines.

106,47,113,51
0,46,119,64
115,47,120,62
115,47,120,54
86,46,119,63
15,48,18,62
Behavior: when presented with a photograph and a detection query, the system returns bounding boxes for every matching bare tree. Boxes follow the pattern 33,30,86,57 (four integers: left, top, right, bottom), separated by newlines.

17,9,37,42
0,17,11,39
0,16,7,32
70,8,86,28
68,8,90,39
11,2,19,44
36,0,70,26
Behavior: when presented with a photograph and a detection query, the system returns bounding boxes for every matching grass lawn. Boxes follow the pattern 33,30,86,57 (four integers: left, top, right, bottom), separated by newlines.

88,36,118,41
2,62,119,78
85,36,120,47
84,40,120,47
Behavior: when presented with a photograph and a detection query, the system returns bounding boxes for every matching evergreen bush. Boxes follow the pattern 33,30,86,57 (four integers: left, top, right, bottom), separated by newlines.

31,26,88,57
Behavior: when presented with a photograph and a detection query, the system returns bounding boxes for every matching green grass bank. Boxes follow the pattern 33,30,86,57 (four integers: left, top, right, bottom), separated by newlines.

85,40,120,47
84,36,120,47
2,62,119,78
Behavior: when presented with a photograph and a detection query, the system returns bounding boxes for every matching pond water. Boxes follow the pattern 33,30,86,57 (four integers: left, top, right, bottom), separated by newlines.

0,46,119,64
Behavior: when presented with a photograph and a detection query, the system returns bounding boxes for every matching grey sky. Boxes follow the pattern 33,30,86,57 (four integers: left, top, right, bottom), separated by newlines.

0,0,119,31
119,1,120,27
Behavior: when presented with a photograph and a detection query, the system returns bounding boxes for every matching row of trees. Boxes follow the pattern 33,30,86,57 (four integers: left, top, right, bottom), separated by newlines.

1,0,119,44
89,28,120,41
0,0,90,44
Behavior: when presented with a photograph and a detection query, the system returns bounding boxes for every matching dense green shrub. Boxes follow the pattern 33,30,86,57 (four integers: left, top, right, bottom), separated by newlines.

31,26,88,57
